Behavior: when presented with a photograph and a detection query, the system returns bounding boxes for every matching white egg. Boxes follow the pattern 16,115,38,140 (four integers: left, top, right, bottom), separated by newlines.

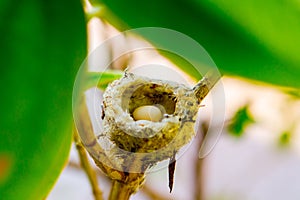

133,105,163,122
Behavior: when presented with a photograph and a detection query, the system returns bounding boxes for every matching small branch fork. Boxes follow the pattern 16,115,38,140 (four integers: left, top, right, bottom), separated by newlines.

74,128,104,200
68,161,169,200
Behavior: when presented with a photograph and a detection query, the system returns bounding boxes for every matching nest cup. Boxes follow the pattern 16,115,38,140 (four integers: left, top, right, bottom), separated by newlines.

102,72,201,162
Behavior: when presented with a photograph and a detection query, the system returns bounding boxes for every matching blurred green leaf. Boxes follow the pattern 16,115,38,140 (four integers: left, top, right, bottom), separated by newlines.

0,0,86,199
97,0,300,88
285,89,300,100
228,105,255,137
278,131,292,147
84,71,123,91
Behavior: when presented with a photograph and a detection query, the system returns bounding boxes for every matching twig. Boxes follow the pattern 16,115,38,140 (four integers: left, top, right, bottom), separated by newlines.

194,122,209,200
73,128,104,200
193,70,220,102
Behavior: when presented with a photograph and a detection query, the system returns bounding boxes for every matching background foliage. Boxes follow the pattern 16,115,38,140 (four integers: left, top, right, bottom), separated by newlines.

0,0,86,199
99,0,300,88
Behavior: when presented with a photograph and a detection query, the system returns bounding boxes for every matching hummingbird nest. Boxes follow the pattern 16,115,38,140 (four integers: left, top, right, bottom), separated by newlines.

100,72,208,173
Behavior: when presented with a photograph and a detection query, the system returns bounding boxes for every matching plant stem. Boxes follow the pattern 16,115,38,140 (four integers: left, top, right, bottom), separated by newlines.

109,180,133,200
74,128,104,200
193,70,220,102
194,122,208,200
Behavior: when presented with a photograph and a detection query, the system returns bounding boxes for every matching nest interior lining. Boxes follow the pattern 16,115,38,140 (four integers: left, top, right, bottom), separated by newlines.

124,83,177,120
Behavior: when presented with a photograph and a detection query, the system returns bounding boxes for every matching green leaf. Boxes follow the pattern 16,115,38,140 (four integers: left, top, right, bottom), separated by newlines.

278,131,292,147
228,105,255,137
0,0,86,199
95,0,300,88
84,71,123,91
285,89,300,100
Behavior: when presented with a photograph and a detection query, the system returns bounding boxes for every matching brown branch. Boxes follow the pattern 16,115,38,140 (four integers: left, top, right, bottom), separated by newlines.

108,180,132,200
193,70,221,102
